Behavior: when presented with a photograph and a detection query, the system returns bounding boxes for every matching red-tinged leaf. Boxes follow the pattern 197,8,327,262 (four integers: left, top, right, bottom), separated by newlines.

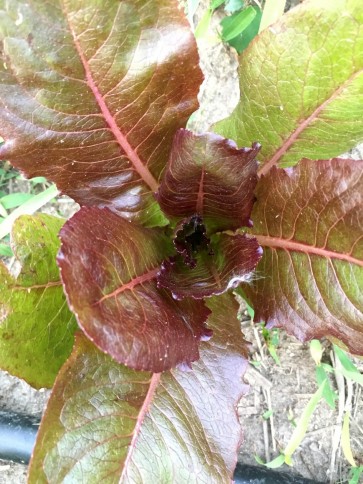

244,159,363,354
0,1,203,227
158,233,262,300
156,129,260,233
173,214,212,268
29,294,249,483
57,207,212,372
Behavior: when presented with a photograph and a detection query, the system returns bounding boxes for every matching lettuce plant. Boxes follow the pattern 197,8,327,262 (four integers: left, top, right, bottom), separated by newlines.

0,0,362,481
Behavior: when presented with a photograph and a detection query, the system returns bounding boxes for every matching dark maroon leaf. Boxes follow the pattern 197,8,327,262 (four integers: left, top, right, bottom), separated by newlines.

158,233,262,299
29,294,249,482
58,207,212,372
173,214,212,268
244,159,363,354
0,1,203,226
156,129,260,232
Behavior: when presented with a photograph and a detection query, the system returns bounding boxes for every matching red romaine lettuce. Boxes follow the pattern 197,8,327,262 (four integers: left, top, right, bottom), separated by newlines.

0,0,362,481
57,127,262,371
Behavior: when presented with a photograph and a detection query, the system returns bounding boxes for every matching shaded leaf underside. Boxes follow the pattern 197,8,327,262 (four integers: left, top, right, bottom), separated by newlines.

244,159,363,353
214,0,363,174
0,0,203,226
156,129,260,233
0,214,77,388
29,294,249,484
58,207,212,372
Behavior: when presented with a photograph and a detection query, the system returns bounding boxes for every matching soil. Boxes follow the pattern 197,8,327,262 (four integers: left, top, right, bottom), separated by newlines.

238,318,363,483
1,1,362,483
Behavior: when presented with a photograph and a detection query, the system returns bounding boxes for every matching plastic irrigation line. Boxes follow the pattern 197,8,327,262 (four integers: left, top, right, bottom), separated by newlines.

0,410,39,464
234,463,322,483
0,410,322,482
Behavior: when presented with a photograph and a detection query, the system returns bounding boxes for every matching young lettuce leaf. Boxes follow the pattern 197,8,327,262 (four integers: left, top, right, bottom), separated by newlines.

28,294,249,483
158,232,262,300
57,207,212,372
0,0,203,227
0,214,77,388
243,159,363,353
214,0,363,174
156,129,260,233
154,130,262,300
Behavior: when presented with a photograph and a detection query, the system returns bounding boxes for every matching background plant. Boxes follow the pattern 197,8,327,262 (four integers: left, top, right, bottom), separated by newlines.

0,0,362,481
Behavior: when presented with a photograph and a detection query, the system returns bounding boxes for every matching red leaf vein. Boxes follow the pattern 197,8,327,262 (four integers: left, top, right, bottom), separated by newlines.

63,4,159,193
256,235,363,267
258,68,363,176
96,267,160,304
120,373,161,480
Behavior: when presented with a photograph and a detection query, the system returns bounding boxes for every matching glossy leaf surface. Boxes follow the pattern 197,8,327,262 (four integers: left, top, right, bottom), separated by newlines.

0,0,203,226
29,294,249,483
244,159,363,353
58,207,212,372
156,129,260,233
158,233,262,300
214,0,363,175
0,214,77,388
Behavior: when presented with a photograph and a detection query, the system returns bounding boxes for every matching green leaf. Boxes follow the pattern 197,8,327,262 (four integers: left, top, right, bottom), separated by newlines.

0,203,7,218
221,6,256,41
262,326,280,365
315,366,337,409
255,453,285,469
226,6,262,53
0,242,12,257
321,363,334,373
29,294,250,482
195,8,213,38
259,0,286,33
245,301,254,319
0,184,59,240
265,454,285,469
0,214,77,388
334,345,363,385
214,0,363,174
267,342,280,366
29,176,47,185
210,0,225,10
350,466,363,484
284,381,326,459
0,192,34,210
263,409,273,420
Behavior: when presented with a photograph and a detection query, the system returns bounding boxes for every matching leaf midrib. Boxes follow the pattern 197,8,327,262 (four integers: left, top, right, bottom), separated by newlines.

62,2,159,193
258,68,363,176
119,372,161,482
96,267,160,304
255,234,363,267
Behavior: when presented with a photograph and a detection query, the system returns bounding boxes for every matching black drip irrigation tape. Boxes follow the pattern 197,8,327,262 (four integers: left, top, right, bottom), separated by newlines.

234,463,321,483
0,411,322,482
0,411,39,464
